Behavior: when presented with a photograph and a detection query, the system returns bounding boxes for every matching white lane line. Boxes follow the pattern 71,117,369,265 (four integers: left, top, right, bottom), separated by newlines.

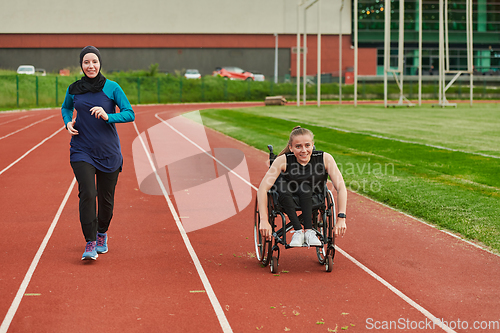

132,121,233,333
336,247,456,332
159,112,455,333
360,194,499,256
0,115,30,126
0,115,56,141
0,126,65,176
0,177,76,333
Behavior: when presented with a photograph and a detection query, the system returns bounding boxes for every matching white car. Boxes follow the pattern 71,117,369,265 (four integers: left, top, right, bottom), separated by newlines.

251,71,265,81
184,69,201,79
17,65,35,75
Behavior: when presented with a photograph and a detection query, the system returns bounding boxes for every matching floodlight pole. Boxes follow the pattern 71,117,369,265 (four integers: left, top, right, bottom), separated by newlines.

303,0,319,106
384,0,390,108
418,0,422,105
339,0,344,104
297,1,304,106
398,0,405,104
437,0,473,107
467,0,473,106
274,33,278,84
317,0,321,107
438,0,444,105
384,0,414,107
297,0,320,107
354,0,358,106
303,6,307,105
445,0,450,73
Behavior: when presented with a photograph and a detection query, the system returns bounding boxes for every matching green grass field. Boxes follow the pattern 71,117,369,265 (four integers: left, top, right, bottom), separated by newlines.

193,104,500,253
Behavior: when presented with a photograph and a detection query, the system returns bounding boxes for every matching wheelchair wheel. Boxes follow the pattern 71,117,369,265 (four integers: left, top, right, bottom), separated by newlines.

325,255,333,272
316,189,335,265
254,198,271,266
315,210,327,264
270,256,279,273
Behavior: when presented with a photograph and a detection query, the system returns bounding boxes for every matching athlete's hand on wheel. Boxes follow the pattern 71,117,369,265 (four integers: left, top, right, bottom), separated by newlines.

90,106,108,121
260,220,272,241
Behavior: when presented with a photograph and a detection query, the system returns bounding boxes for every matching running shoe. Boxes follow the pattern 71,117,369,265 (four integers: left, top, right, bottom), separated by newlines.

82,241,98,260
96,232,108,254
304,229,322,247
289,229,304,247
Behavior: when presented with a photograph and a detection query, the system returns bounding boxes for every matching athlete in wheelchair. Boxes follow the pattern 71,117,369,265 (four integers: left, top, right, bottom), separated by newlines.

254,126,347,272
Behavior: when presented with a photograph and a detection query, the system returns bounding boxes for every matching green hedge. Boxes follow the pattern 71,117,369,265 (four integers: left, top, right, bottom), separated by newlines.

1,74,499,110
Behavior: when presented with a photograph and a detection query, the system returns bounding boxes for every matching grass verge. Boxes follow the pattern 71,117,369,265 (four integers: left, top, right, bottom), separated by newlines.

195,106,500,253
2,73,500,111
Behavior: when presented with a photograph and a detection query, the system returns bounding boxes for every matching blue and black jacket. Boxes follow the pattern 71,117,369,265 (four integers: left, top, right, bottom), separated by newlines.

61,79,135,173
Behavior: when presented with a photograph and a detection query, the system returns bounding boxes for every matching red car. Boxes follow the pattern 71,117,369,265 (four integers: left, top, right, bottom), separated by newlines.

213,67,254,81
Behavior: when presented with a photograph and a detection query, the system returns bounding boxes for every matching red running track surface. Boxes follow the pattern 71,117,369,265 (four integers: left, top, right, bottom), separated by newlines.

1,104,499,333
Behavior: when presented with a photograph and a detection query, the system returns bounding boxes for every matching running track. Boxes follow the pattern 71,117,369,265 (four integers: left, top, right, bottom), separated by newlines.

1,104,499,333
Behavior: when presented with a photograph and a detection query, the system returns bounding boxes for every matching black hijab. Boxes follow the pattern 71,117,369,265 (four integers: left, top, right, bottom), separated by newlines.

68,46,107,95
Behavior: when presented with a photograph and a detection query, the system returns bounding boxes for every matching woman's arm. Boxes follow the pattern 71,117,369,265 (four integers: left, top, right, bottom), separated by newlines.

324,153,347,237
61,89,79,135
61,88,74,127
106,81,135,123
257,154,286,241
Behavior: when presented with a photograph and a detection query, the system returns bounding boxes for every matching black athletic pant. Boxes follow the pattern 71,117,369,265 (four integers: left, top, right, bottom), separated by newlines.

71,161,120,242
276,178,313,231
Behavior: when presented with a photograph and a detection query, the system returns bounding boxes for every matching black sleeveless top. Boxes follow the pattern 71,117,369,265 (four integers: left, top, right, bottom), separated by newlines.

282,151,328,192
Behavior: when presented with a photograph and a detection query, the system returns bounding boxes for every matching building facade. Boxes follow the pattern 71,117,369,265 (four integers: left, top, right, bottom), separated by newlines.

0,0,498,78
358,0,500,75
0,0,379,78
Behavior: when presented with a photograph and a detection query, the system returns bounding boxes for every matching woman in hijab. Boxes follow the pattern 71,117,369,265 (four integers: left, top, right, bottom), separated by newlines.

61,46,135,260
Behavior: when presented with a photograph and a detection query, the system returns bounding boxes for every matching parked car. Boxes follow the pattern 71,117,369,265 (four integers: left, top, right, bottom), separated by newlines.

250,71,265,81
213,67,254,81
59,69,70,76
17,65,35,75
184,69,201,79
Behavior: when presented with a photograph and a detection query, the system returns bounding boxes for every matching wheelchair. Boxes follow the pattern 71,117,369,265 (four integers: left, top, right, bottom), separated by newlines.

253,145,337,273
